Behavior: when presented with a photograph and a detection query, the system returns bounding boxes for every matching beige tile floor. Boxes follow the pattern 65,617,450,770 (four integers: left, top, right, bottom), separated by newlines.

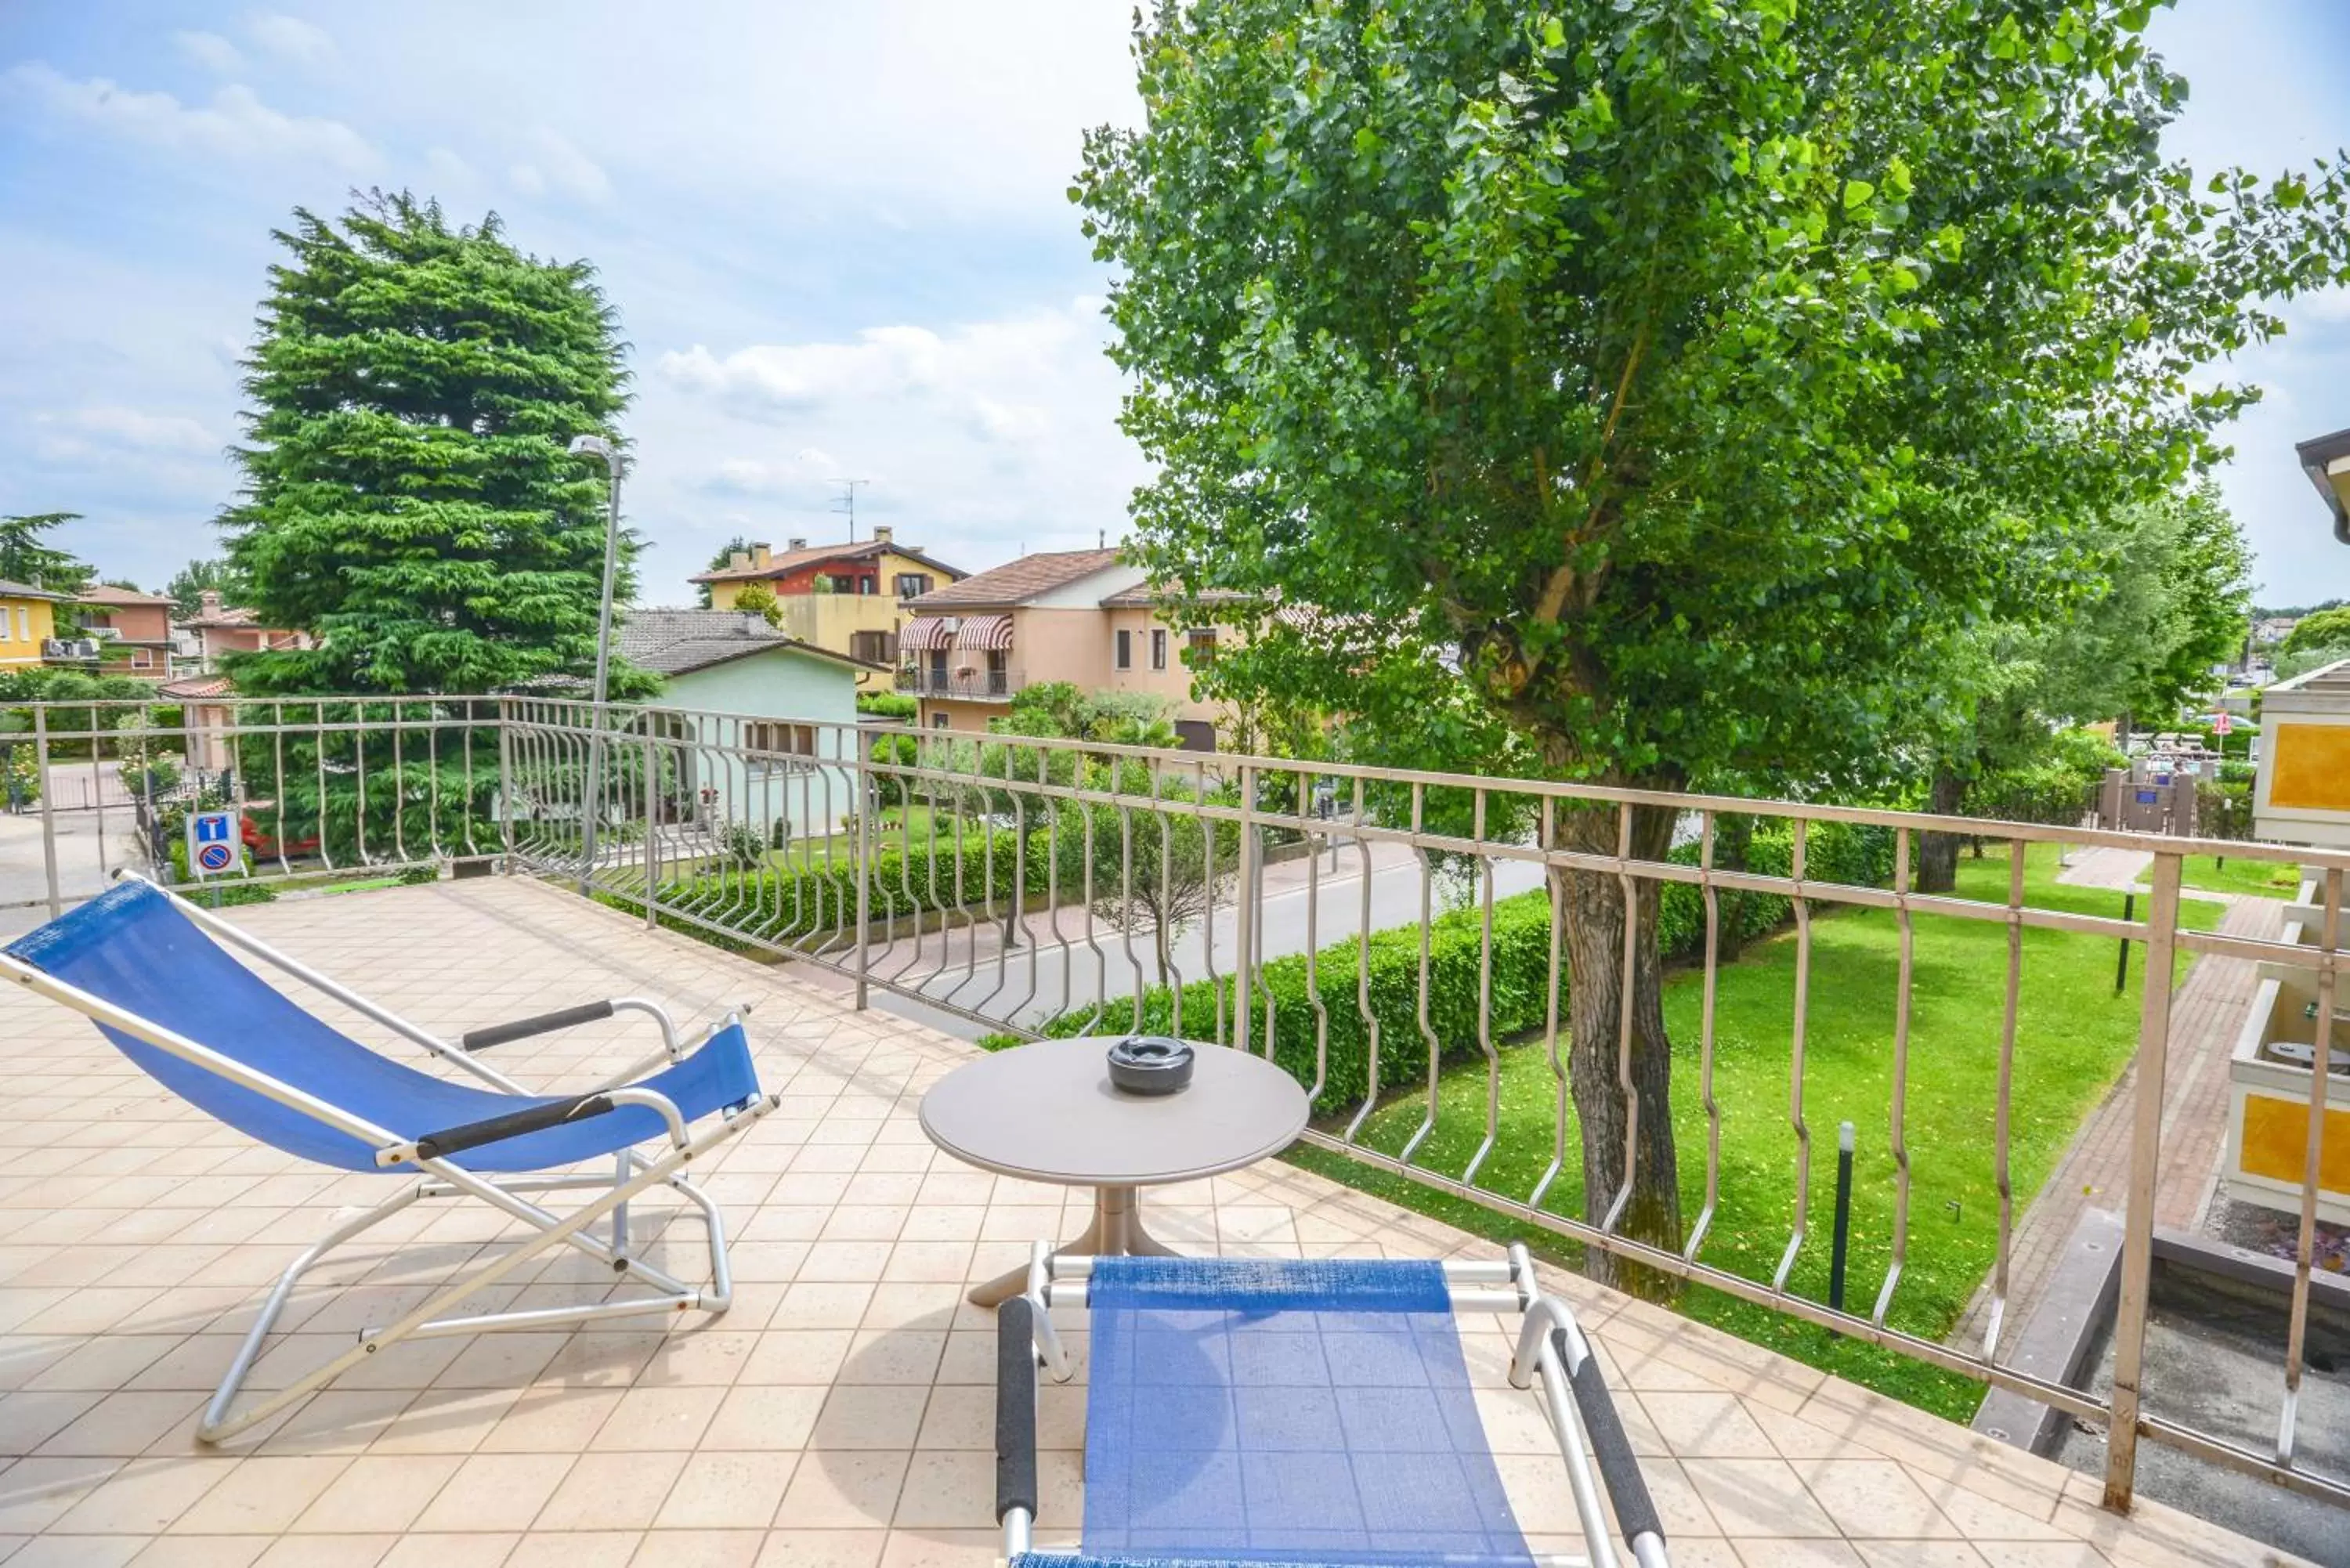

0,876,2306,1568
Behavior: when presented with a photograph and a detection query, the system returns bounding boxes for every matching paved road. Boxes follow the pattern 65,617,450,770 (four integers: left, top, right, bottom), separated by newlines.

788,836,1549,1041
0,805,150,938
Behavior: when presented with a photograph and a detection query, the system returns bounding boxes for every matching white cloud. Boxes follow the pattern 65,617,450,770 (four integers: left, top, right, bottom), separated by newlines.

2,63,375,172
508,127,611,203
660,307,1090,433
36,406,221,460
175,32,245,74
247,13,338,70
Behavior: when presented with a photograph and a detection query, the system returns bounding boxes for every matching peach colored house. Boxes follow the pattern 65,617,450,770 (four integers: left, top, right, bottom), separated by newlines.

75,584,178,679
896,549,1234,750
184,590,309,670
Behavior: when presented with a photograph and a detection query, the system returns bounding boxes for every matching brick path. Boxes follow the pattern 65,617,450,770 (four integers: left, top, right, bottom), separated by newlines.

1949,892,2281,1355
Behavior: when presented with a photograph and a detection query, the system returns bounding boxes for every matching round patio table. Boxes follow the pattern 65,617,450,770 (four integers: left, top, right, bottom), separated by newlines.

920,1035,1311,1306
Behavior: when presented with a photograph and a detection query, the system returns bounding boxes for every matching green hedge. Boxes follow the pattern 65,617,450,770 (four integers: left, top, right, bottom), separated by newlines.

645,827,1050,942
994,820,1896,1116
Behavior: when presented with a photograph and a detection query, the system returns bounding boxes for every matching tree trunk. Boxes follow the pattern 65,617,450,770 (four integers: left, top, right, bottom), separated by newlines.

1713,812,1757,962
1554,800,1683,1299
1916,766,1967,894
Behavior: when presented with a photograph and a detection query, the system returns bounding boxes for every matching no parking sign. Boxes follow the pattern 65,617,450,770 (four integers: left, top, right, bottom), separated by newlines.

186,810,243,879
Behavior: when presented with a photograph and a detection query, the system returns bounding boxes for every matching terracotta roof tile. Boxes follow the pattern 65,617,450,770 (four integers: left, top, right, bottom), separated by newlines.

904,549,1126,609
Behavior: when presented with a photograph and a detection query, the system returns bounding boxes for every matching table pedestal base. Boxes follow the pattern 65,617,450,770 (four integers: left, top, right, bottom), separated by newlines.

967,1184,1177,1307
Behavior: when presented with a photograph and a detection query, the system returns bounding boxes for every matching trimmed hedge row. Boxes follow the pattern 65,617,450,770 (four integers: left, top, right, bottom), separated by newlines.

646,828,1049,941
994,821,1896,1117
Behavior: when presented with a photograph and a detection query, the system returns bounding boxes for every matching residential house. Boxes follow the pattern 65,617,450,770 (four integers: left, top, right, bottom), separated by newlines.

689,528,967,667
183,590,309,670
75,585,178,680
0,581,70,670
619,607,887,837
895,549,1234,750
157,673,237,774
2300,425,2349,547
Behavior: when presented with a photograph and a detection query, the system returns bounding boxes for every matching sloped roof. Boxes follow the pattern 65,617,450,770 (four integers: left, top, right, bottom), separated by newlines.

689,537,967,585
185,605,261,628
905,549,1126,609
0,580,69,603
78,584,176,608
616,607,887,677
161,673,233,699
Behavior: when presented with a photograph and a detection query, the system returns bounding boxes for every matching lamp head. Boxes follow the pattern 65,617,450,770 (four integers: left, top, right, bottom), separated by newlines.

569,435,614,460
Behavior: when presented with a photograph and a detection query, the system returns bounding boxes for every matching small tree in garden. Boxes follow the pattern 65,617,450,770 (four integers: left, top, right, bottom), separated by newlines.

1077,0,2350,1288
732,580,785,627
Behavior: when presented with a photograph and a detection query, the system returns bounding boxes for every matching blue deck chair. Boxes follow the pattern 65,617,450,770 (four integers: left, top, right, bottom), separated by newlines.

1,876,778,1443
996,1246,1669,1568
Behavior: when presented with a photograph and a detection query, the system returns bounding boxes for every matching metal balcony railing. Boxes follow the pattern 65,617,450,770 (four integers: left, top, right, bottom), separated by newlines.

0,689,2343,1520
895,664,1021,700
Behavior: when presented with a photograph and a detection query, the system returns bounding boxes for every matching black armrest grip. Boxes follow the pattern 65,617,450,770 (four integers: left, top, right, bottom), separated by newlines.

463,999,614,1051
411,1092,616,1162
1560,1328,1663,1548
996,1295,1039,1522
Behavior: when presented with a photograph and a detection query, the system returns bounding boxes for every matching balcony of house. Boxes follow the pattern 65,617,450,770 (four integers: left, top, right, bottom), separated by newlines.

893,661,1024,701
0,695,2337,1568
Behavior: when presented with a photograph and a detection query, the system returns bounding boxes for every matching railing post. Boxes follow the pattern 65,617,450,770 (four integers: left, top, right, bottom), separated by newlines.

33,704,60,918
1235,762,1256,1057
496,699,516,874
642,721,660,929
853,726,873,1010
2103,848,2182,1512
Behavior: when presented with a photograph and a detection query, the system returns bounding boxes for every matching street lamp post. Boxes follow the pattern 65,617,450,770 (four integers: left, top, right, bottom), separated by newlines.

569,435,624,895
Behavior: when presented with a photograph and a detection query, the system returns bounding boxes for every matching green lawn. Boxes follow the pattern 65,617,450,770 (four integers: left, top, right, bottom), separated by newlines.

2175,854,2304,900
1287,842,2218,1421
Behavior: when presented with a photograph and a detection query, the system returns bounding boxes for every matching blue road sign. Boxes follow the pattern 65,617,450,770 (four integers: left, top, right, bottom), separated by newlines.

186,810,241,879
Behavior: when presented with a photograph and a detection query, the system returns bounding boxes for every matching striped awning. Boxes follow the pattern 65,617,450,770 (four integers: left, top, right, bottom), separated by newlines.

899,616,953,652
952,612,1013,652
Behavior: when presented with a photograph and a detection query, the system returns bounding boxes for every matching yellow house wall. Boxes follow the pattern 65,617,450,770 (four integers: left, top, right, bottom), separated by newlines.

0,598,59,666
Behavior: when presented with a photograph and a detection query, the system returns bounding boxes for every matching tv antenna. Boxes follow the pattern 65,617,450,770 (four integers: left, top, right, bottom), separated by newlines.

830,479,871,541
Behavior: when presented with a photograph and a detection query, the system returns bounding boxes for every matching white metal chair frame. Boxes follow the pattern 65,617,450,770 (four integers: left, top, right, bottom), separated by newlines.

0,874,778,1443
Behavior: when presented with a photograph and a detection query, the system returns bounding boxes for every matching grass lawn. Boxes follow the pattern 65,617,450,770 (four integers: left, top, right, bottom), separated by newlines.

765,803,950,869
1287,842,2219,1422
2175,854,2304,900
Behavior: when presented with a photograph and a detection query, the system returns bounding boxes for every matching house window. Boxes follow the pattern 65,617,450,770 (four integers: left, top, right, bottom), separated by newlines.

13,608,25,641
895,573,932,599
861,576,877,595
1115,628,1132,670
1186,630,1217,668
745,721,817,771
1151,628,1168,670
850,630,895,665
830,574,859,594
931,712,951,729
131,648,151,669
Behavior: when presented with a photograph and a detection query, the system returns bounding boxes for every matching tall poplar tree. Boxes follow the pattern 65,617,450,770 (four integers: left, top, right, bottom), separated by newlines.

222,190,634,695
1077,0,2350,1285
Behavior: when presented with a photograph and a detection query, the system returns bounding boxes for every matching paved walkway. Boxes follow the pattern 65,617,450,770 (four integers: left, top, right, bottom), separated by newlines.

1950,893,2282,1356
0,875,2296,1566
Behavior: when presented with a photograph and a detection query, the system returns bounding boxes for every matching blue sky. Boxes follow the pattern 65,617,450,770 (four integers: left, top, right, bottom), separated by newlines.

1,2,2345,608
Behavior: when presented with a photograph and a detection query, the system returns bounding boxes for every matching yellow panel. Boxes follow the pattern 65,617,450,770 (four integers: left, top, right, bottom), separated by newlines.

2269,724,2350,812
2242,1093,2350,1190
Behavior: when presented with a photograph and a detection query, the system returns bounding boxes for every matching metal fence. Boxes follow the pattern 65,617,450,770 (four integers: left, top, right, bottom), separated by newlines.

2,692,2345,1514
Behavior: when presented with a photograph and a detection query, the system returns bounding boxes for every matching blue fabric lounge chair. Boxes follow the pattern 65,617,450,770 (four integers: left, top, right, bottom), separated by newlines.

995,1246,1669,1568
1,876,777,1442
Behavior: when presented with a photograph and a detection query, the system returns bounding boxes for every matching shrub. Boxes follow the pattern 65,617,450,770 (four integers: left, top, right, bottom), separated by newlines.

645,826,1050,944
857,691,919,721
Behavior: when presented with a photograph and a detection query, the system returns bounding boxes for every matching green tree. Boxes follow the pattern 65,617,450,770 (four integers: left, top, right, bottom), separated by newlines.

164,558,248,620
0,513,90,594
732,579,786,628
1076,0,2350,1283
699,536,751,609
222,190,639,697
2280,606,2350,659
1913,484,2252,887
